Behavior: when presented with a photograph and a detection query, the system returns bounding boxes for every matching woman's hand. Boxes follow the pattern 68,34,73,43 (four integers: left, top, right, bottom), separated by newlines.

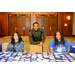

66,49,70,53
49,47,54,53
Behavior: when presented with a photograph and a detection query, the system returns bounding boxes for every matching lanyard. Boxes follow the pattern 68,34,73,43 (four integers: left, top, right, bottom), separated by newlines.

13,42,16,50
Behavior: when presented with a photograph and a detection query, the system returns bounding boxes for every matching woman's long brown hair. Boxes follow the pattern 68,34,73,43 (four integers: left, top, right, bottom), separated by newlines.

54,31,65,46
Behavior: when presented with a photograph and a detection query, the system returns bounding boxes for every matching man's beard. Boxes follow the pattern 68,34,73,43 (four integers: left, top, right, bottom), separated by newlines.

35,30,38,32
34,29,39,32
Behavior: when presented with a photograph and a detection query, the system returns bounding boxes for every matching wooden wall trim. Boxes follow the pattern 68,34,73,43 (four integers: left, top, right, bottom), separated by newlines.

0,12,73,36
4,12,63,36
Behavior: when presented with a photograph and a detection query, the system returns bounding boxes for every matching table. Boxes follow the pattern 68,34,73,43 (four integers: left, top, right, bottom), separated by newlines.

70,43,75,53
0,43,4,52
0,52,75,62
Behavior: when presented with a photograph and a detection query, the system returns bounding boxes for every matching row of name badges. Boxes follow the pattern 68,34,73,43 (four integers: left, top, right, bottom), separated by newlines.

0,52,75,62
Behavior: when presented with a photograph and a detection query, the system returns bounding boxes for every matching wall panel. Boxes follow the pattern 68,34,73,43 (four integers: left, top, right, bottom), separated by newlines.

0,12,73,37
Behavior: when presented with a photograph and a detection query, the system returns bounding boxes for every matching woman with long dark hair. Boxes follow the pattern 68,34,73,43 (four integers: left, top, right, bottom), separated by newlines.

49,31,70,53
6,32,24,52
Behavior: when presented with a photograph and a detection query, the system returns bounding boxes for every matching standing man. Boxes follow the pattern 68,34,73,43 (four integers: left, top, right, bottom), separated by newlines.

29,22,46,46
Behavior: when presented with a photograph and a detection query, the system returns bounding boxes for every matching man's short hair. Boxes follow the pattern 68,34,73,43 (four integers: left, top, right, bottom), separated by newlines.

33,22,39,26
